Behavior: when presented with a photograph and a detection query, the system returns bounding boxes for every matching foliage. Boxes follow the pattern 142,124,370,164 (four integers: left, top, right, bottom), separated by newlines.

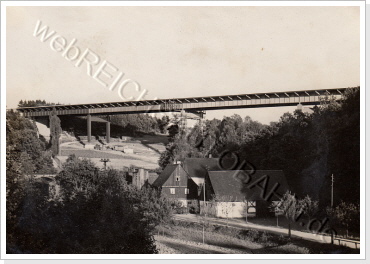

18,99,58,107
270,191,305,238
239,87,360,206
300,195,319,221
328,201,360,238
6,111,57,252
109,113,167,136
188,199,200,214
6,111,56,175
159,114,265,169
7,154,172,253
166,198,186,214
49,108,62,156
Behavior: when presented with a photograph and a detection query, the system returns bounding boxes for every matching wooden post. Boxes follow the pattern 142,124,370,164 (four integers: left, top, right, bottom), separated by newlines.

331,174,334,208
245,201,248,223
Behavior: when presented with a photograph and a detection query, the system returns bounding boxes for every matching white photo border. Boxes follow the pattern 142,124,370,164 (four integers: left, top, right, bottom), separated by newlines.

0,0,366,260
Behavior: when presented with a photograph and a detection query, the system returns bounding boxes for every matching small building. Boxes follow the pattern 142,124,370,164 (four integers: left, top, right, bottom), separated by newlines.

132,168,149,189
84,144,95,149
114,145,125,151
124,148,134,154
202,170,289,218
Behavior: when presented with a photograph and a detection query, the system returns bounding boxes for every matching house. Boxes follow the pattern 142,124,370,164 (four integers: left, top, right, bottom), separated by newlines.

153,158,234,206
202,170,289,218
152,163,199,207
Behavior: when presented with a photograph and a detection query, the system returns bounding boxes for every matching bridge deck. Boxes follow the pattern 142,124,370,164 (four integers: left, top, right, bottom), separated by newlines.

17,88,347,117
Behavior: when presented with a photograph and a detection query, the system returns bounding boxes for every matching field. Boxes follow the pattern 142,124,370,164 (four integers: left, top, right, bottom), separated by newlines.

58,134,167,170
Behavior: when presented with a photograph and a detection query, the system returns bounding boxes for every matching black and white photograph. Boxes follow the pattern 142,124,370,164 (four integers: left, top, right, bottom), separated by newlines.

1,1,365,258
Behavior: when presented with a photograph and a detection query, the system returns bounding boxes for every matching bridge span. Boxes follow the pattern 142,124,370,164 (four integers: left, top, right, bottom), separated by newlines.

16,88,348,143
17,88,346,117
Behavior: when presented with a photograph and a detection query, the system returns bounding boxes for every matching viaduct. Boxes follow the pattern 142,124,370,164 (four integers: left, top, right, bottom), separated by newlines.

16,88,348,144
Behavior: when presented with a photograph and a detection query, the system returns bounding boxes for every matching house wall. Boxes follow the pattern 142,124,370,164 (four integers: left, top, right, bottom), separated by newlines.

132,169,149,189
200,201,256,218
161,165,198,203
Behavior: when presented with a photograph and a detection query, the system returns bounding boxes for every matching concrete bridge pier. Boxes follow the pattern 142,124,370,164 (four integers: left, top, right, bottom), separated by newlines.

87,114,91,143
106,116,110,144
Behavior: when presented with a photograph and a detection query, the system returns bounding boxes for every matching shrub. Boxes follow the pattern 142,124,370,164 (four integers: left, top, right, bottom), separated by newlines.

188,199,200,214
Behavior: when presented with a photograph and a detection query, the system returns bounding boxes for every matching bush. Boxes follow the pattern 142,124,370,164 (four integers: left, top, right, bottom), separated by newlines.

188,199,200,214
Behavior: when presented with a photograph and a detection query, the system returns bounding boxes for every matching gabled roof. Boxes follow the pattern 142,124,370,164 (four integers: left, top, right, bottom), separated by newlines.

182,158,222,183
152,164,178,187
208,170,289,202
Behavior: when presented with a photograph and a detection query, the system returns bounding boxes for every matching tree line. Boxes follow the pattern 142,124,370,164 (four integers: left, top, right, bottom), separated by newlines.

18,100,59,107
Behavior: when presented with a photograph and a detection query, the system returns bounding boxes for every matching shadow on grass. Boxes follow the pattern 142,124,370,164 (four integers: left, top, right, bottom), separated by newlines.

158,240,225,254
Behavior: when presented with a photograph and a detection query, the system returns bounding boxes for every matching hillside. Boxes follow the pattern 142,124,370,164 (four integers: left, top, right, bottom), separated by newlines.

58,134,168,170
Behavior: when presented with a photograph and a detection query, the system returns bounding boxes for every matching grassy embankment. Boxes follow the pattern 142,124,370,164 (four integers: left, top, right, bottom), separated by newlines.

155,220,360,254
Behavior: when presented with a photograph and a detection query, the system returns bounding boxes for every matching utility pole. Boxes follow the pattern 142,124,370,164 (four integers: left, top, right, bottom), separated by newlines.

331,174,334,208
100,158,110,170
203,165,208,244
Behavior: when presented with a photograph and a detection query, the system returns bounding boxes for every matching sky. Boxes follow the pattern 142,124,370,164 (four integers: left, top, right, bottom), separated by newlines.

6,6,360,124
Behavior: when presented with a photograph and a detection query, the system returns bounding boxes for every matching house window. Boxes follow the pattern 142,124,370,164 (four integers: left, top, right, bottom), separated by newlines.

185,188,189,194
170,188,175,194
175,176,180,182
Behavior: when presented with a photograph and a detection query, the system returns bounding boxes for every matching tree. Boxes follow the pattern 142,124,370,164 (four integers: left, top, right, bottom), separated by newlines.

49,108,62,156
54,155,171,253
158,115,170,133
301,195,319,222
6,111,56,252
331,201,360,238
18,99,56,107
271,191,304,238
